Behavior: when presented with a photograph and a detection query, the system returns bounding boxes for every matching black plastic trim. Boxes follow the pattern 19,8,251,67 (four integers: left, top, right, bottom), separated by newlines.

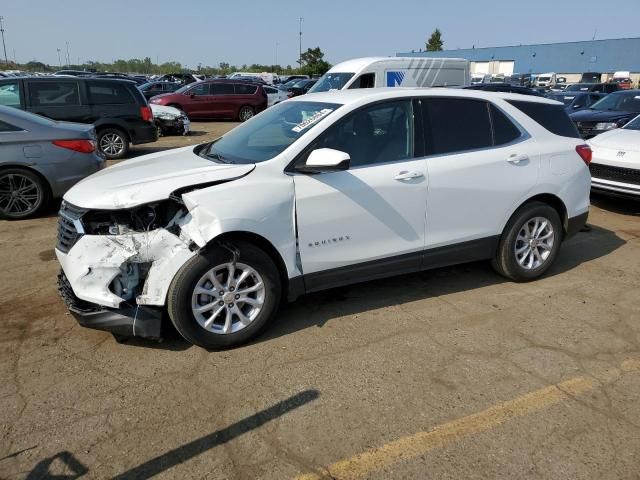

68,304,163,340
566,211,589,238
302,236,499,294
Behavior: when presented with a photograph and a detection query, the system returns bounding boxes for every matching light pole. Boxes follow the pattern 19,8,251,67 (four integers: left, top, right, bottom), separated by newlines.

57,48,62,68
298,17,303,70
0,17,8,65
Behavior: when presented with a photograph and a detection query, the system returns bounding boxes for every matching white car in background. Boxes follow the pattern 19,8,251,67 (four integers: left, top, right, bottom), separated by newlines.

588,114,640,197
55,89,591,349
263,85,289,107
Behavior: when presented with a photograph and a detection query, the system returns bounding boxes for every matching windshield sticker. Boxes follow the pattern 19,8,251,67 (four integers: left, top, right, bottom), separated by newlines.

292,109,334,133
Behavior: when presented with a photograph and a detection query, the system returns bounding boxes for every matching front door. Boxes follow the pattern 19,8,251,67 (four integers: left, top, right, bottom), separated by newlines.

293,99,427,290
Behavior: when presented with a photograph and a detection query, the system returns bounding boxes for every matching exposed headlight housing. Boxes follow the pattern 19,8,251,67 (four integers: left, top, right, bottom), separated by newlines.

595,122,618,131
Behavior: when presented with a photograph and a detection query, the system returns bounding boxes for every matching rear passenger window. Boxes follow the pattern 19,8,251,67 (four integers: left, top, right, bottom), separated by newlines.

88,81,134,105
29,81,80,107
235,84,257,95
0,82,22,107
490,104,521,145
507,100,580,138
211,84,235,95
422,98,493,154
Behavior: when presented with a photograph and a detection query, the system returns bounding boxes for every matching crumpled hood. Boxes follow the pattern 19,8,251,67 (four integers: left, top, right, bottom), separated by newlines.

570,109,635,123
64,146,254,209
589,128,640,152
150,104,182,118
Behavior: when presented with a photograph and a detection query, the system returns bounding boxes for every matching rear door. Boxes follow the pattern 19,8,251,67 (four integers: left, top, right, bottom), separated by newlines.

85,80,139,124
419,97,539,249
293,99,428,288
209,83,235,117
25,80,90,122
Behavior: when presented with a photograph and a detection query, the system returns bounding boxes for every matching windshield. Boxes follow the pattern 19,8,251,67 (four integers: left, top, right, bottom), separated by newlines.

590,92,640,112
538,76,551,82
546,94,577,106
308,72,355,93
199,101,341,164
565,84,590,92
623,115,640,130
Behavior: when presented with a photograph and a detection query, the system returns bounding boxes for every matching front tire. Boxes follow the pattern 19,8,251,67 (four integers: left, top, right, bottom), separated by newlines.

492,202,562,282
0,168,50,220
97,128,129,160
167,241,281,349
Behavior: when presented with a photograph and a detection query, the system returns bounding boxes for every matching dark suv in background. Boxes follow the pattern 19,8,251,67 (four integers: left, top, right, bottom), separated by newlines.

0,77,157,159
149,79,268,122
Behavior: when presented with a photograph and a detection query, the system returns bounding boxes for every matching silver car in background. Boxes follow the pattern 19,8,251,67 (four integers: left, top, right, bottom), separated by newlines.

0,105,104,219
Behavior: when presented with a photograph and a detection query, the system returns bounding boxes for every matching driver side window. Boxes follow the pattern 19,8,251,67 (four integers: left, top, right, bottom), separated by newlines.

315,100,414,168
189,83,210,96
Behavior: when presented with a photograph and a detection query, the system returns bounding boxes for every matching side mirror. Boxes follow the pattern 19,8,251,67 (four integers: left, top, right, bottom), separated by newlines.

190,93,196,98
298,148,350,173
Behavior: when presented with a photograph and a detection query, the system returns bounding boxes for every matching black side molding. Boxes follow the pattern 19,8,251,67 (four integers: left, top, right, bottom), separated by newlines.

566,211,589,239
301,235,500,294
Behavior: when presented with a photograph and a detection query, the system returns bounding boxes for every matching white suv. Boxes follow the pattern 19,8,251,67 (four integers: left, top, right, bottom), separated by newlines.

56,89,591,349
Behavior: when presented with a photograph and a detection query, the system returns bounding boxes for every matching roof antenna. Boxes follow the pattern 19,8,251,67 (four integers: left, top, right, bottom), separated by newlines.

591,28,597,40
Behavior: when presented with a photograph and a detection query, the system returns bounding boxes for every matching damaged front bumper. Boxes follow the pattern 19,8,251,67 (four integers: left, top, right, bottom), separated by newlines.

58,272,163,339
55,204,198,339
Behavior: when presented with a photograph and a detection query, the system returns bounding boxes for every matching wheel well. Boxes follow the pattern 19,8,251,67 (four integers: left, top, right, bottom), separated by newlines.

96,124,130,141
520,193,569,235
168,103,182,110
0,164,53,198
206,231,290,301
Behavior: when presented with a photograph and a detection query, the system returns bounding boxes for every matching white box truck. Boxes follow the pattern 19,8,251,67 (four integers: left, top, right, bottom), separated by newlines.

308,57,470,93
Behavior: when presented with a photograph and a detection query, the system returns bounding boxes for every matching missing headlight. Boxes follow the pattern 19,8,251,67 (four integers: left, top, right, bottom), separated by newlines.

82,200,186,235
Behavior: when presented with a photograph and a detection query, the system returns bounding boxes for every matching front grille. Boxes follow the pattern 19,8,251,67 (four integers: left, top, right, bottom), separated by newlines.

576,121,597,138
57,271,101,313
590,163,640,186
56,202,87,253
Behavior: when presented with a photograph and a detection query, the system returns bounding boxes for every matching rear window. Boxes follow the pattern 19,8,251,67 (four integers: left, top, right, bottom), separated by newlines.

29,81,81,107
88,81,135,105
507,100,580,138
234,84,257,95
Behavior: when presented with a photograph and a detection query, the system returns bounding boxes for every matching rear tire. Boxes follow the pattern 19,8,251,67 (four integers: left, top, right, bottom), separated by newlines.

97,128,129,160
492,201,562,282
238,105,254,122
167,241,281,349
0,168,50,220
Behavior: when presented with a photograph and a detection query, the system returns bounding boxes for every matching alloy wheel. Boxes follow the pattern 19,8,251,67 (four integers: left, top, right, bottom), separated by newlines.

191,262,265,334
99,133,125,156
239,107,254,122
514,216,555,270
0,173,42,217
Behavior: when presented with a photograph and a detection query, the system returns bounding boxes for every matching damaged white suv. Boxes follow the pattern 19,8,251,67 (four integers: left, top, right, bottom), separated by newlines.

56,89,591,349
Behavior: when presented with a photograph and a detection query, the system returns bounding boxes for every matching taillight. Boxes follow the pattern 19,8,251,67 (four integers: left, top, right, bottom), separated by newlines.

575,144,592,165
52,139,96,154
140,105,153,122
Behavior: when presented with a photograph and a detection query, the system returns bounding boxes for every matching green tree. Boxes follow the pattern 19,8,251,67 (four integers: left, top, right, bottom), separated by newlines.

426,29,444,52
298,47,331,76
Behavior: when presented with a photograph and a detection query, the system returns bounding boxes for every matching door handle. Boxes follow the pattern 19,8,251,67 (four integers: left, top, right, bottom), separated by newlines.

394,170,424,181
507,154,529,164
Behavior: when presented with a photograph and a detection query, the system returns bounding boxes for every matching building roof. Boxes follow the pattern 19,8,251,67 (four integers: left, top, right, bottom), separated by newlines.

397,38,640,73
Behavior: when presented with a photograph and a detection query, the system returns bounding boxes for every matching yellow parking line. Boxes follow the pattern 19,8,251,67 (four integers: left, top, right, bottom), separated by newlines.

296,361,640,480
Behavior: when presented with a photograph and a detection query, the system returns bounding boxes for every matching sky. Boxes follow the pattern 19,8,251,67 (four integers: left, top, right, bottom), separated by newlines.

3,0,640,69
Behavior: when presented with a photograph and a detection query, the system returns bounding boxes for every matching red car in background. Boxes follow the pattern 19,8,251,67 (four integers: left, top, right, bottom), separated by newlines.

149,80,268,122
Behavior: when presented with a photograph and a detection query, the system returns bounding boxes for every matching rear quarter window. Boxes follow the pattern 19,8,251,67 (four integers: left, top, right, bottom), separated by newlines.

87,81,135,105
507,100,580,138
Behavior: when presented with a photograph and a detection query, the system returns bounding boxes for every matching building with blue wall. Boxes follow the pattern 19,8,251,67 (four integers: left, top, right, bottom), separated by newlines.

397,38,640,75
